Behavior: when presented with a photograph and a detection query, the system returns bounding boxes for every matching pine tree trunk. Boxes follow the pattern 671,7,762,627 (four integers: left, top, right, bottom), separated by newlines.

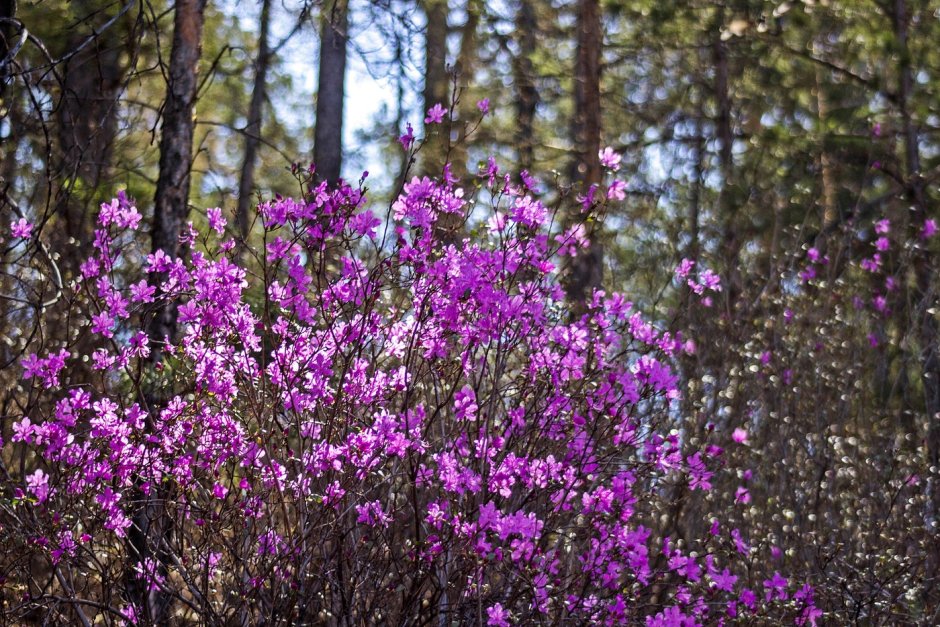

564,0,602,308
420,0,449,177
313,0,347,184
236,0,272,242
54,0,126,279
0,0,15,102
713,9,739,310
130,0,206,619
450,0,481,179
893,0,940,597
512,0,538,174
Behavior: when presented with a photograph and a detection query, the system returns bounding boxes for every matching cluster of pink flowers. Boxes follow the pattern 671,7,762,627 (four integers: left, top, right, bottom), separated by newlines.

6,164,818,624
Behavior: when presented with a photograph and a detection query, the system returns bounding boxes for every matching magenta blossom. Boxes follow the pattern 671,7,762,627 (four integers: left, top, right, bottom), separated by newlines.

424,103,447,124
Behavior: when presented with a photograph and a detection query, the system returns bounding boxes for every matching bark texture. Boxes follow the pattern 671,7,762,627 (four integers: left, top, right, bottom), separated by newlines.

55,0,127,278
131,0,206,619
313,0,348,184
236,0,272,241
564,0,603,308
420,0,449,177
512,0,538,173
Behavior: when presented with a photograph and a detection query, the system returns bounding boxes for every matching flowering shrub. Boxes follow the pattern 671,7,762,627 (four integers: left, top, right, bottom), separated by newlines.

1,162,819,624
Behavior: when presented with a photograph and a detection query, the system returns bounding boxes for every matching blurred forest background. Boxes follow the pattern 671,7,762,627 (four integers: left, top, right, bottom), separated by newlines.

2,0,940,622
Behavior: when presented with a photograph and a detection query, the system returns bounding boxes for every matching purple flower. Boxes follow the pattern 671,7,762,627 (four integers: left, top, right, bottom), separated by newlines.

607,179,627,200
477,98,490,114
207,207,227,234
11,218,32,239
424,103,447,124
12,417,35,443
486,603,509,626
26,468,50,503
599,146,622,171
399,122,415,149
764,571,789,601
923,218,938,239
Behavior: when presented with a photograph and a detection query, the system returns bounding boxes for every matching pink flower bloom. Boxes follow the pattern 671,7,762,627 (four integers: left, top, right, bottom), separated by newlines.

731,528,749,555
12,417,35,443
92,311,116,338
486,211,507,234
477,98,490,114
875,218,890,234
26,468,50,503
578,183,597,212
764,571,789,601
424,103,447,124
861,254,881,272
11,218,32,239
207,207,227,234
739,588,757,610
598,146,622,171
356,500,391,527
349,210,382,238
675,258,695,279
486,603,509,626
454,385,478,421
607,179,627,200
129,280,156,303
399,123,415,149
923,218,938,239
732,428,748,443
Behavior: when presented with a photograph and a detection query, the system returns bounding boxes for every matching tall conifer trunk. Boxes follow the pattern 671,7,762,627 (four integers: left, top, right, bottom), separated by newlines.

313,0,347,184
512,0,538,173
55,0,127,279
420,0,449,177
129,0,206,619
236,0,272,242
565,0,602,308
892,0,940,595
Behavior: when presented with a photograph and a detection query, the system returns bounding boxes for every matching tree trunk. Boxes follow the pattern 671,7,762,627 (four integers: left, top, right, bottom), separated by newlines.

893,0,940,597
130,0,206,619
570,0,601,188
512,0,539,174
313,0,347,184
151,0,206,276
813,36,837,233
713,9,739,310
54,0,127,280
0,0,15,103
450,0,481,179
420,0,449,177
236,0,272,242
564,0,602,308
